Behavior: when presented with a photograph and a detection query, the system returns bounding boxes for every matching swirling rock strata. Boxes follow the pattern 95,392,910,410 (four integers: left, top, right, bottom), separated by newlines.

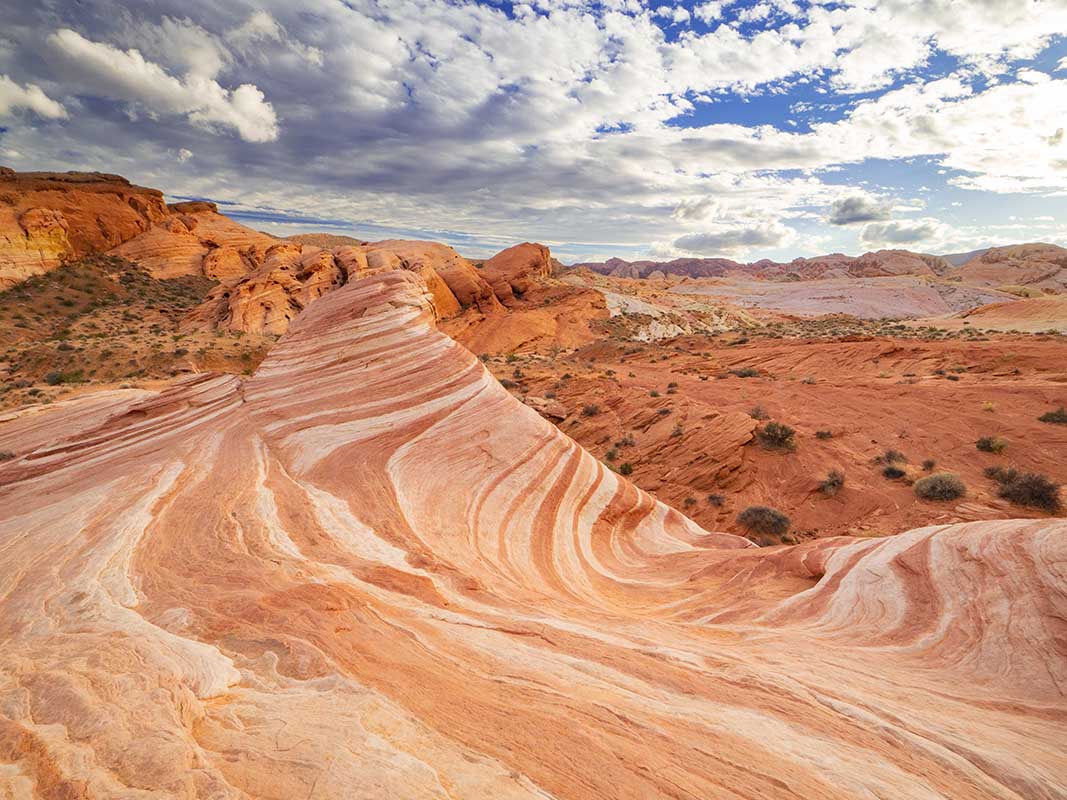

0,270,1064,798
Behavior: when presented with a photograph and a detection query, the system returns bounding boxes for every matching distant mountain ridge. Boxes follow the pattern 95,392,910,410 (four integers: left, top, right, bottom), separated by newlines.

574,249,954,281
573,243,1067,292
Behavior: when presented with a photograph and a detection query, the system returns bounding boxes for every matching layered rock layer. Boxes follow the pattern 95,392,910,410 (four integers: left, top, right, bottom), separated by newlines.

0,169,168,286
0,270,1064,798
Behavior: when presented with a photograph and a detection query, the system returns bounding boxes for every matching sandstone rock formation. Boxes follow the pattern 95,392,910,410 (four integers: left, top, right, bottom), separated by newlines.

185,237,504,335
957,243,1067,293
1,269,1064,798
110,200,279,280
0,168,168,286
479,241,555,305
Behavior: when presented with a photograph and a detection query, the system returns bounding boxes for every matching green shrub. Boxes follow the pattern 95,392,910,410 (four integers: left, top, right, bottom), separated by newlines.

737,506,790,537
756,421,796,450
618,462,634,476
976,436,1007,453
914,472,966,501
819,469,845,496
987,469,1062,513
875,449,907,464
730,367,760,378
1038,407,1067,424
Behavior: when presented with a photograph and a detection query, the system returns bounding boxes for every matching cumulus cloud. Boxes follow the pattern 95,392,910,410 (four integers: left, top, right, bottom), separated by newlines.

828,195,892,225
46,28,277,141
673,222,794,255
228,11,324,66
0,75,66,119
861,219,944,246
1,0,1064,258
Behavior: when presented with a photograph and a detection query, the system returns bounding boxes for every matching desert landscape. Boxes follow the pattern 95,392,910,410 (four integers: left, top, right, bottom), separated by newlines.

0,167,1065,798
2,0,1067,797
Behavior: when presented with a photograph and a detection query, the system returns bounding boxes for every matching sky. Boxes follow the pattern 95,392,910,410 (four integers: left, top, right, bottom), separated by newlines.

0,0,1066,264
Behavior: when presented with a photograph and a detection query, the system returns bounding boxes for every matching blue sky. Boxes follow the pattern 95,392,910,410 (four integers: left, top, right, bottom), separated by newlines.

1,0,1065,263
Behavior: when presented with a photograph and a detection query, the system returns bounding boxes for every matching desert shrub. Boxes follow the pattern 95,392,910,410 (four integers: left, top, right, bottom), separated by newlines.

814,430,833,439
750,405,768,420
43,370,82,386
914,472,966,501
649,390,660,397
1038,407,1067,424
683,496,696,507
819,469,845,497
737,506,790,536
756,421,795,450
605,448,617,462
987,469,1062,513
984,465,1018,483
882,465,906,479
707,494,725,506
0,450,14,461
921,459,936,471
671,422,683,437
875,449,907,464
506,353,518,363
581,404,600,417
499,378,518,389
618,462,634,476
976,436,1007,453
730,367,760,378
982,401,996,413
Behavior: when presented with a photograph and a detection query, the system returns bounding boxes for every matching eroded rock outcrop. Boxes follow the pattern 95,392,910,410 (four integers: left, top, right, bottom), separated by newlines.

480,241,555,305
0,168,168,286
109,200,278,280
958,242,1067,292
185,237,506,335
0,269,1064,798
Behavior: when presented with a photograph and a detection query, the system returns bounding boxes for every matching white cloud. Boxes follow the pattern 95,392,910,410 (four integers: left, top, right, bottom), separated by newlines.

673,221,795,255
1017,68,1051,84
228,11,324,67
861,218,946,247
0,74,66,119
828,195,892,225
46,28,277,142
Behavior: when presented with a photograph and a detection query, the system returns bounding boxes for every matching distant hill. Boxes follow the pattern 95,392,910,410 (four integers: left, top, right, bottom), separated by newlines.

940,247,994,267
573,249,953,281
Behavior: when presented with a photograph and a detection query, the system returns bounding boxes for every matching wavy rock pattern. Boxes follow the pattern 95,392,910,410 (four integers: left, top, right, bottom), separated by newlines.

1,270,1065,798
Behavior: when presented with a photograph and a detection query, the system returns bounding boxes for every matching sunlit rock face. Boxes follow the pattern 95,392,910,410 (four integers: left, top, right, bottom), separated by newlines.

0,270,1064,799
